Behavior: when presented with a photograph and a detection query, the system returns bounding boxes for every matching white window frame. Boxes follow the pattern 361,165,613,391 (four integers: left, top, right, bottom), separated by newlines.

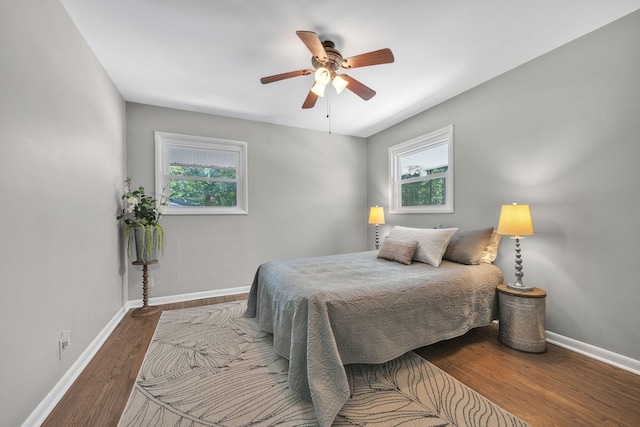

155,131,248,215
389,125,454,214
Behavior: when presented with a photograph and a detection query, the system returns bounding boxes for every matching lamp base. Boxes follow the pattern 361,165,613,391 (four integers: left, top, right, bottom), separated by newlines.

506,282,534,292
508,237,533,291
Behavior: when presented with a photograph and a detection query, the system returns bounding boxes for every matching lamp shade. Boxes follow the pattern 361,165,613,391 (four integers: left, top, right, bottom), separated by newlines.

497,203,534,237
332,74,348,94
311,82,326,97
314,67,331,85
368,206,385,225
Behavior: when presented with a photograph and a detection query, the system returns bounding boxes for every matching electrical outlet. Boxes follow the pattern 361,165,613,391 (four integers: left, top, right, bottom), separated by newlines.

59,330,71,360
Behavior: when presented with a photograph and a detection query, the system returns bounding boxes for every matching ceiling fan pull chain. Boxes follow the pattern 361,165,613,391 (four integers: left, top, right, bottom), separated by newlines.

327,92,332,134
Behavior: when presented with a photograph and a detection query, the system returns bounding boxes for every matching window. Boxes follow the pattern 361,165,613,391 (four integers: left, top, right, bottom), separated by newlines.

389,125,453,214
155,132,248,215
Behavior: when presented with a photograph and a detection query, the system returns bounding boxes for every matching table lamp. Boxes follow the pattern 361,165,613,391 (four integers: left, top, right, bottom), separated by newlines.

497,203,534,291
368,206,385,249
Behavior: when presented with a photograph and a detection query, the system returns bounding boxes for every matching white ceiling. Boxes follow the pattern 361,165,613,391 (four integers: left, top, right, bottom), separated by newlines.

60,0,640,137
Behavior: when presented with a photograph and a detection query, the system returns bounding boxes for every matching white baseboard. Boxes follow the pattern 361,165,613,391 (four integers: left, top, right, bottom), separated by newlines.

546,331,640,376
125,285,251,310
22,305,129,427
22,286,250,427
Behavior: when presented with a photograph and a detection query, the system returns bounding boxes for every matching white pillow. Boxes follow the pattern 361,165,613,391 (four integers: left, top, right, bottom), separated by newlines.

387,226,458,267
479,231,502,264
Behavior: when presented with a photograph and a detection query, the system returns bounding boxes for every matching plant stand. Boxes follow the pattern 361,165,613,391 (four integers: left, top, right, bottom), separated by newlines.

131,260,160,317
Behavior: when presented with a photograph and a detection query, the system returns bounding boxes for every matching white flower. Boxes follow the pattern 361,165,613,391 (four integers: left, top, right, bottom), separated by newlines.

117,178,168,228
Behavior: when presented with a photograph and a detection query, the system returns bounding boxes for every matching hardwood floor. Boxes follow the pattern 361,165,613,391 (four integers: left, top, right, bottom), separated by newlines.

43,295,640,426
414,328,640,426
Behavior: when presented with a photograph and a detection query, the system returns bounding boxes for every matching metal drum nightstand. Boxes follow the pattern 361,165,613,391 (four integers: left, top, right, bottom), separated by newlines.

497,284,547,353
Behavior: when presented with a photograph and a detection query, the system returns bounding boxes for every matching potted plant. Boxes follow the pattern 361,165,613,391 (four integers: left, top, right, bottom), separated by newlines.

116,177,168,263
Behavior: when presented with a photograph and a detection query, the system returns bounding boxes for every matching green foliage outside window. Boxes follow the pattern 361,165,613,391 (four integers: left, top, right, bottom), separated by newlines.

401,166,447,207
168,166,237,207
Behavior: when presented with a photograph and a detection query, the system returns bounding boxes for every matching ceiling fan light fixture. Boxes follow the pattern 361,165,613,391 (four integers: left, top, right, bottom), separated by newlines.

314,67,331,85
259,31,394,109
311,82,326,97
332,74,348,94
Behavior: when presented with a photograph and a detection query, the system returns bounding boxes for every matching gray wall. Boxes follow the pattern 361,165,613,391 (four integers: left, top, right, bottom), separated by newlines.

3,2,638,425
367,11,640,360
125,103,367,299
0,1,126,426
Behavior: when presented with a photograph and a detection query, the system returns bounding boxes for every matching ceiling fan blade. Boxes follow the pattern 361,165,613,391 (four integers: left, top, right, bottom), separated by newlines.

342,75,376,100
296,30,328,62
260,69,312,84
302,88,319,109
342,48,394,69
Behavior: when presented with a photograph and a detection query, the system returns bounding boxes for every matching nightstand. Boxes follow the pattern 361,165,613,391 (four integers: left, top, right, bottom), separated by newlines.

497,284,547,353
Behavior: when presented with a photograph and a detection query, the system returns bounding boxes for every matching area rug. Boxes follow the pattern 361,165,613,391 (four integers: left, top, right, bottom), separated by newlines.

118,300,528,427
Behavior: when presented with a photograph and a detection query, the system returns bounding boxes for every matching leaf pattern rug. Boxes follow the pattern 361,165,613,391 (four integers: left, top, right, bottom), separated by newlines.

118,300,528,427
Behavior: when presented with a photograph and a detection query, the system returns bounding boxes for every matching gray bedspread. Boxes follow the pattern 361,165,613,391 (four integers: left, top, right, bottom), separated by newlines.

244,250,503,427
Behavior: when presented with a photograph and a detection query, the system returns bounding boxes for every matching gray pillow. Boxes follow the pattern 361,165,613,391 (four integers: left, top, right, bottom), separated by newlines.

377,239,419,265
443,227,494,265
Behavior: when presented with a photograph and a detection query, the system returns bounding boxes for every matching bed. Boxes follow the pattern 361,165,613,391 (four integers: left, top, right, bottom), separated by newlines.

244,226,503,426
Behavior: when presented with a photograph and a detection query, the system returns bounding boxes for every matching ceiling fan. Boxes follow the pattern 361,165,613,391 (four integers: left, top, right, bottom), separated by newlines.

260,31,395,109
